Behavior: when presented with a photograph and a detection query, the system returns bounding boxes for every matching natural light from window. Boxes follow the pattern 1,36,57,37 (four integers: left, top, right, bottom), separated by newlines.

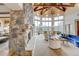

54,16,64,20
42,22,52,27
34,21,40,26
54,21,63,26
42,18,52,21
34,16,40,20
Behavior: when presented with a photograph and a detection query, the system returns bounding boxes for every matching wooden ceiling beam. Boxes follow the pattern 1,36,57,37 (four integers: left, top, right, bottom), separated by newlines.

55,6,66,12
34,7,38,11
33,3,75,7
62,7,66,11
40,10,43,15
43,8,48,14
34,7,49,11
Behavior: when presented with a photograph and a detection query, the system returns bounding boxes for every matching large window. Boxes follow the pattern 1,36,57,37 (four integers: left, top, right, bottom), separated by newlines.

53,15,64,33
54,21,63,26
34,21,40,26
48,22,52,26
54,15,64,26
34,16,40,20
41,17,52,27
54,17,59,20
54,15,63,21
42,22,52,27
33,15,52,32
59,16,64,20
42,18,52,21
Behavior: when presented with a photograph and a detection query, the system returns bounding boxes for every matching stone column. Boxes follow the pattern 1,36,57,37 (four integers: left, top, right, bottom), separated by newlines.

24,3,33,37
9,10,25,56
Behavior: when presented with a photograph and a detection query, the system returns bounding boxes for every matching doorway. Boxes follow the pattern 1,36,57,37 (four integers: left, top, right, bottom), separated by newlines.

76,21,79,36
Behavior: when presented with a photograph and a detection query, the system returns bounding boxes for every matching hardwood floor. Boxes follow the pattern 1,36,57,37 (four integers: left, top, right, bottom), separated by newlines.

31,34,67,56
9,50,32,56
0,34,79,56
49,48,67,56
28,34,79,56
0,40,8,56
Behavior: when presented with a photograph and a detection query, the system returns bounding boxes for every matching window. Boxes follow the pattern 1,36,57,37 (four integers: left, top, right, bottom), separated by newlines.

42,22,47,26
42,18,52,21
34,16,40,20
54,22,59,26
59,16,64,19
33,15,52,32
53,15,64,33
34,21,40,26
54,17,59,20
54,21,63,26
46,18,48,20
42,18,45,20
48,22,52,26
54,16,64,21
49,18,52,21
42,22,52,27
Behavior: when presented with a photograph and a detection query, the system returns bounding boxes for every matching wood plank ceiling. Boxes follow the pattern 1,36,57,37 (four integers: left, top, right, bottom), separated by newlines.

33,3,75,15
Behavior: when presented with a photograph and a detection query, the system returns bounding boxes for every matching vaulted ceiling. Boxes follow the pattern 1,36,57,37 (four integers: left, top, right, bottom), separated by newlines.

0,3,77,18
33,3,75,15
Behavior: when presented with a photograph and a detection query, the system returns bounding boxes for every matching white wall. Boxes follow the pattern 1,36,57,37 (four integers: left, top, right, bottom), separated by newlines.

64,7,79,35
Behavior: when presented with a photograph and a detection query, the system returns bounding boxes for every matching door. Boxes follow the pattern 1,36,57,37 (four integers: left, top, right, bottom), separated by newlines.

77,21,79,36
